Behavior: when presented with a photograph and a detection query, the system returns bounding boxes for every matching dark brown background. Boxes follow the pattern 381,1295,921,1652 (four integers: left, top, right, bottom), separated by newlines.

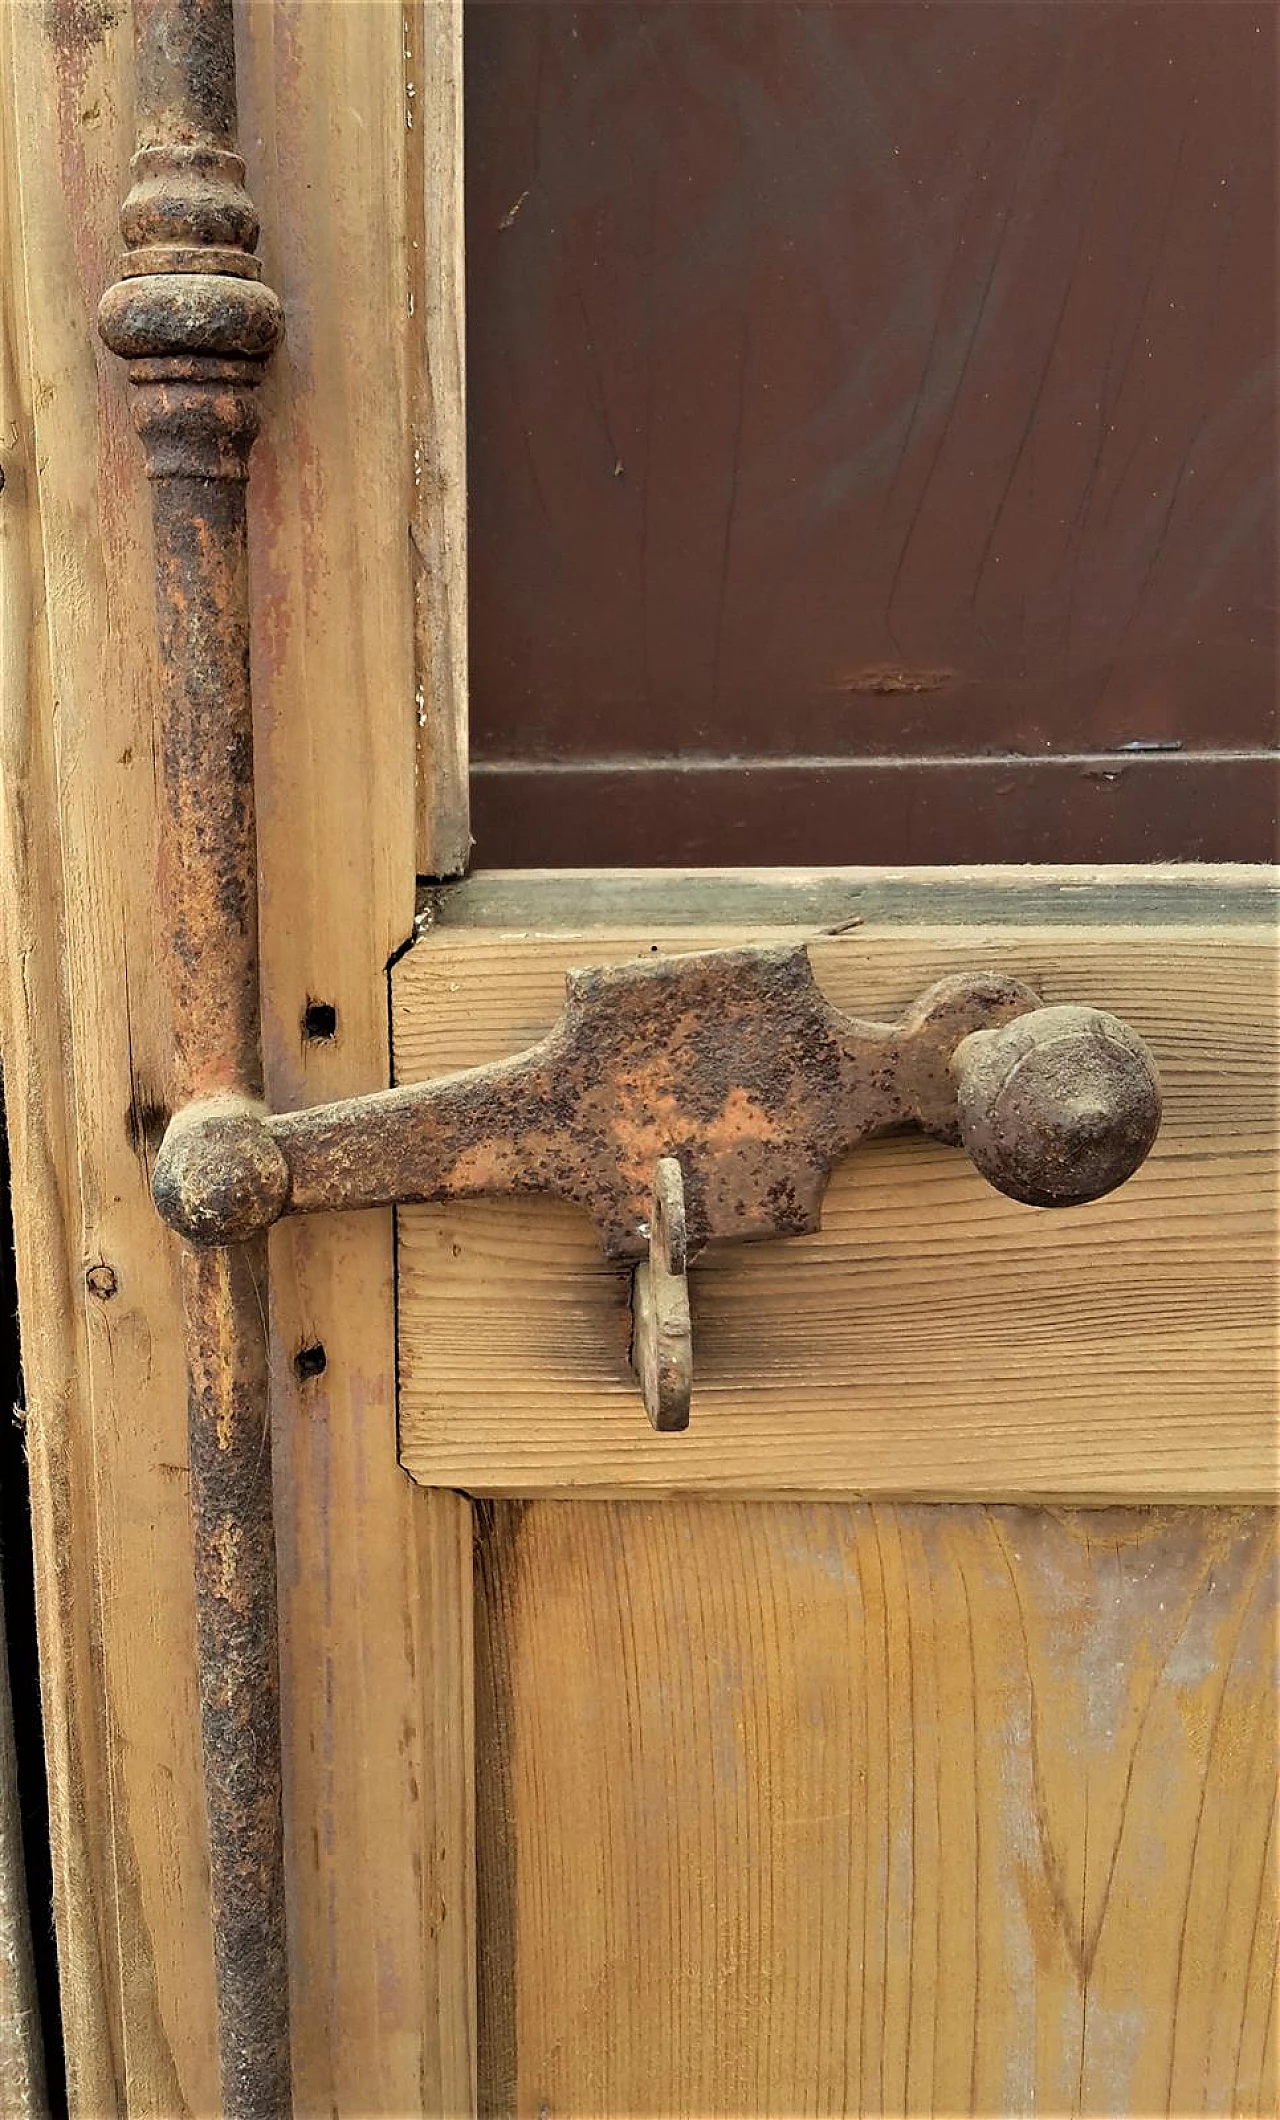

463,1,1277,865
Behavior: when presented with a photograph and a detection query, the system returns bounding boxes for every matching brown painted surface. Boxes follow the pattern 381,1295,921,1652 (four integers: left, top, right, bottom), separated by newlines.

465,2,1276,861
470,753,1279,865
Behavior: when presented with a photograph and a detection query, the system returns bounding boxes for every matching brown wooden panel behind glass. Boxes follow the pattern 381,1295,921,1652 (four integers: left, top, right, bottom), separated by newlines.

464,2,1276,864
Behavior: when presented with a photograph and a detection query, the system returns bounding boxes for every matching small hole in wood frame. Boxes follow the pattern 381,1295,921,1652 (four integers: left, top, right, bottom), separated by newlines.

293,1343,327,1383
303,1000,337,1042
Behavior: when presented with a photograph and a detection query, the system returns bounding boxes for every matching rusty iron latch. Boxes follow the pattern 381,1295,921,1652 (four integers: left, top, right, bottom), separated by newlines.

151,944,1162,1431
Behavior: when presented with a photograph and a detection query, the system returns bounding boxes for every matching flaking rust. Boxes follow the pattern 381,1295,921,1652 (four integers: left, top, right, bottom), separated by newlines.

155,945,1162,1259
152,944,1160,1434
255,951,1052,1255
98,2,291,2114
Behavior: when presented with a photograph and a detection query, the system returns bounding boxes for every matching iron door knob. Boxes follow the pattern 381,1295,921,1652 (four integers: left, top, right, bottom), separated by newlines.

949,1004,1161,1208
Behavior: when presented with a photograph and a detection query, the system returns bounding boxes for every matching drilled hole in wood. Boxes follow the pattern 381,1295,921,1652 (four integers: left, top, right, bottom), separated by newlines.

303,1000,337,1043
292,1343,327,1383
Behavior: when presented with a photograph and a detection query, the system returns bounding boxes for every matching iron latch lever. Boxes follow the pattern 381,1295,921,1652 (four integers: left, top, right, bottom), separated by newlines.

151,943,1161,1430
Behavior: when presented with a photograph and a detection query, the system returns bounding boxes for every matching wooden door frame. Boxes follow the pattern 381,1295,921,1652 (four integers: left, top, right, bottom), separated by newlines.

1,5,473,2110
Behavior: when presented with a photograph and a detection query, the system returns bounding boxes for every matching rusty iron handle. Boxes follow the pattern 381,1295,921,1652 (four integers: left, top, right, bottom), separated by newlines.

150,950,1161,1261
951,1003,1161,1209
147,948,1159,1434
97,2,291,2111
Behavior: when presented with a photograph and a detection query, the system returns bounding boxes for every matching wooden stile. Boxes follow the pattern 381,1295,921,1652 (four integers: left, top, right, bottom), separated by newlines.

0,3,473,2110
408,0,470,880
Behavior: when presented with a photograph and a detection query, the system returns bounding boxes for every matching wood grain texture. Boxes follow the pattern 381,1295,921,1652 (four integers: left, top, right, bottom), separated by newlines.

477,1498,1279,2118
429,864,1277,932
395,919,1277,1499
0,45,119,2102
1,2,474,2111
243,9,474,2102
2,7,214,2105
408,0,470,878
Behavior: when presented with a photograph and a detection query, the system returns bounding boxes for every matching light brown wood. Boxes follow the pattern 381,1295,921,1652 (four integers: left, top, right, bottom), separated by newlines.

396,920,1277,1500
0,3,473,2112
244,8,475,2109
1,7,213,2104
0,51,118,2104
477,1497,1278,2118
3,8,1271,2115
409,0,470,878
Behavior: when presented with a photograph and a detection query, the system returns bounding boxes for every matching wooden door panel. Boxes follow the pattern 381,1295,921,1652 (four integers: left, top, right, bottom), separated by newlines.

424,869,1277,2115
394,873,1275,1501
465,2,1277,864
477,1499,1277,2117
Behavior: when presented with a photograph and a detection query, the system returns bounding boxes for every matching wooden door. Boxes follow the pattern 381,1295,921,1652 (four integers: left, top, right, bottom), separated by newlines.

401,870,1276,2117
1,6,1275,2118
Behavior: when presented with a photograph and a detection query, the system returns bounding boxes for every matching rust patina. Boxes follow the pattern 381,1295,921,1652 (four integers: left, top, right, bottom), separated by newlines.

149,946,1160,1437
98,2,290,2114
153,948,1162,1260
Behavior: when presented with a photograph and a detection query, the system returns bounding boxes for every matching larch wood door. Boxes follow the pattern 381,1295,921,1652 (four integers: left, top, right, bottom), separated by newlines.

396,870,1276,2119
1,4,1275,2119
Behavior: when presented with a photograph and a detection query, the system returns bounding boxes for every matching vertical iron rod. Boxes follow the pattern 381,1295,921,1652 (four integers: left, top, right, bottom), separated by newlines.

98,2,291,2111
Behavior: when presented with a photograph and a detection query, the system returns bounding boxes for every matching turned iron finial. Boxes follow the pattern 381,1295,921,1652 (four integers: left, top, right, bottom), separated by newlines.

98,0,283,458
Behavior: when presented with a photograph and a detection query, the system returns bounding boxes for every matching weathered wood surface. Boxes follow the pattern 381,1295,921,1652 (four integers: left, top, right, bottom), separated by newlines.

428,864,1278,933
0,3,473,2111
2,6,206,2103
396,914,1276,1500
409,0,470,878
477,1498,1278,2117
